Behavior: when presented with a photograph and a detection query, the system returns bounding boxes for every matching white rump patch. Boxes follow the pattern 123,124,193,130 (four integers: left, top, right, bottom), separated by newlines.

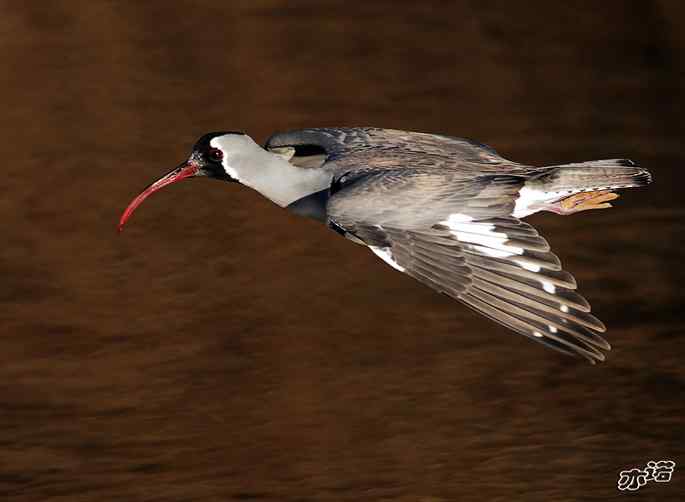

370,246,405,272
513,186,543,218
513,185,583,218
439,216,522,258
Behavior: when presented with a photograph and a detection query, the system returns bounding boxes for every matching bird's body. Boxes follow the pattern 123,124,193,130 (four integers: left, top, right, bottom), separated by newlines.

120,128,652,363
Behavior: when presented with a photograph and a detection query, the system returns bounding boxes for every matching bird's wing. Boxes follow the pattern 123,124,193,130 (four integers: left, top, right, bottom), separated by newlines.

352,220,609,362
264,127,528,174
326,172,609,362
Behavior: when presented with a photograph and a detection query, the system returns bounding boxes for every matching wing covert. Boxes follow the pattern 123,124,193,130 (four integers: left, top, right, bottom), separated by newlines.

327,169,524,231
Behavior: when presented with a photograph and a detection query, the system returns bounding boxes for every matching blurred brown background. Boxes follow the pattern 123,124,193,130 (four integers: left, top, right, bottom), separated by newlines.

1,1,683,501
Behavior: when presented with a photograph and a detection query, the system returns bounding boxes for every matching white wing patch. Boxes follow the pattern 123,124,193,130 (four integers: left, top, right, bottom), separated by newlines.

439,216,523,258
520,262,542,272
441,214,571,316
370,246,406,272
542,281,556,293
441,213,474,225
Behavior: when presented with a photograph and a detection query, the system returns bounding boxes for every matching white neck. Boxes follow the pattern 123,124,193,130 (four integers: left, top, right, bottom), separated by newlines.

211,135,331,207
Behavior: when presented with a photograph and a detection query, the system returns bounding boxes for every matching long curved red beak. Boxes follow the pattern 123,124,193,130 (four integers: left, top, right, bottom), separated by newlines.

118,162,199,232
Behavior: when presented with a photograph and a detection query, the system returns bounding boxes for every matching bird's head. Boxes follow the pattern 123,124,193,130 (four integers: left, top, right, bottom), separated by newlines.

118,131,256,231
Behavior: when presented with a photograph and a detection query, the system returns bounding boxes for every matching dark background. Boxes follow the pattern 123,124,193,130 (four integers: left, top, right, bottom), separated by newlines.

1,1,683,500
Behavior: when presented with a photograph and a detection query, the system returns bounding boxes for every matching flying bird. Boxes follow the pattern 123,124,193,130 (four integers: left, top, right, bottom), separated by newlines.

119,128,652,363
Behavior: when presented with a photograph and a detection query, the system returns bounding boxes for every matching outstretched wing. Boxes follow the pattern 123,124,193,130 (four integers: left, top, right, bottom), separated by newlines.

327,173,609,362
357,219,609,362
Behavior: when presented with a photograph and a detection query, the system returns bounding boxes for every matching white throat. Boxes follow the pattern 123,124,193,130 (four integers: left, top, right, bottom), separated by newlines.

210,135,331,207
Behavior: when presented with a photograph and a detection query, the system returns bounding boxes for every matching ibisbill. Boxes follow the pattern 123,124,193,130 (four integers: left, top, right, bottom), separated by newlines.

118,127,652,363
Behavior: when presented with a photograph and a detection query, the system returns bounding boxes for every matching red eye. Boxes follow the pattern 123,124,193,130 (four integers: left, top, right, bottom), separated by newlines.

208,148,223,162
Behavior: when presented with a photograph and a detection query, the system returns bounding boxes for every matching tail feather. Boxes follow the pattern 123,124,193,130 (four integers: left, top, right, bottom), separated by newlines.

537,159,652,192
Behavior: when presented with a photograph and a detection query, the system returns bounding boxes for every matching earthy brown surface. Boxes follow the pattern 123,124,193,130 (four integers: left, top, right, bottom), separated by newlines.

1,1,683,500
